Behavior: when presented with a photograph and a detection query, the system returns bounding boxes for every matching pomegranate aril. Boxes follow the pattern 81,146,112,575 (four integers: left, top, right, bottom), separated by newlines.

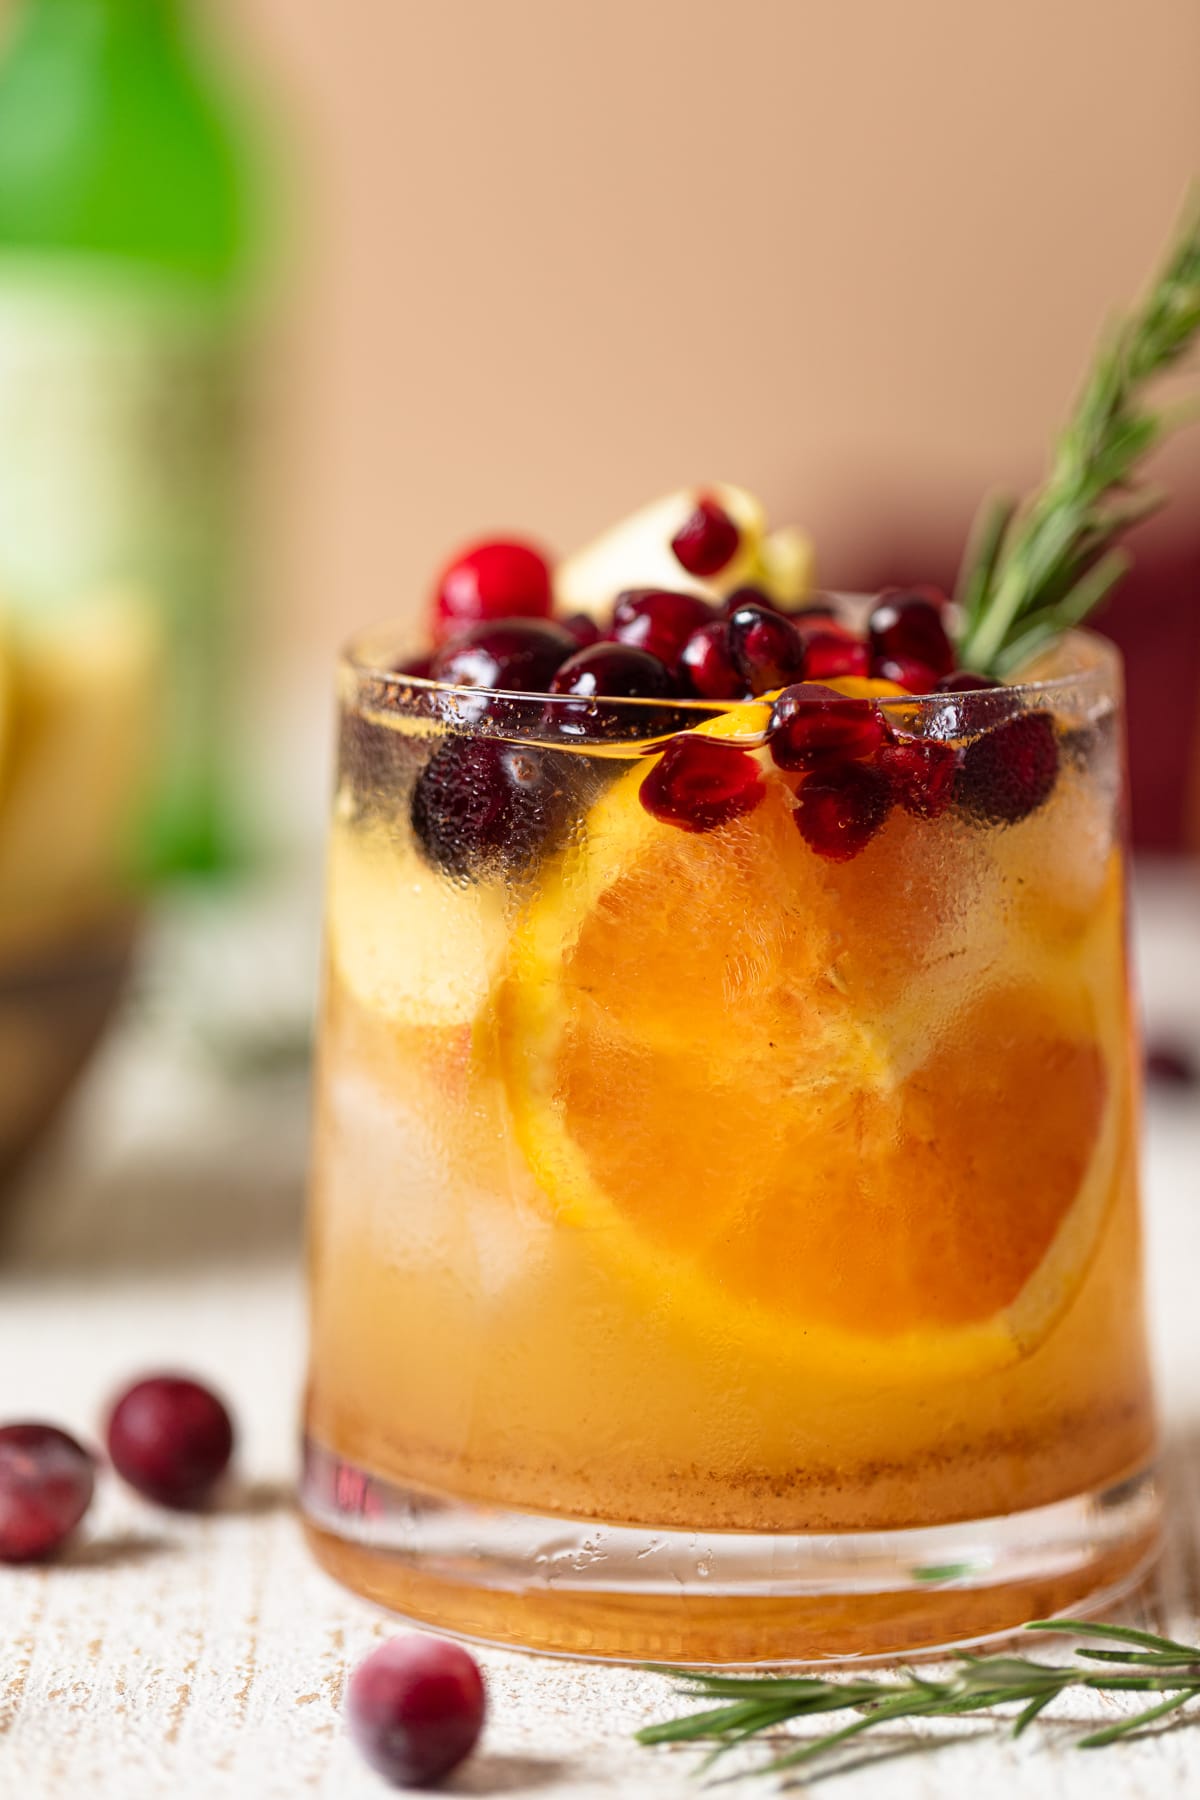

803,630,870,680
936,669,1000,693
878,737,959,819
727,600,806,695
640,734,763,833
612,589,715,672
432,537,553,643
871,653,942,694
956,711,1060,824
106,1375,234,1510
768,684,884,772
411,736,567,875
1145,1043,1199,1089
680,619,744,699
559,611,604,649
867,591,955,677
430,618,575,694
793,761,892,861
0,1423,94,1563
548,642,676,739
670,495,740,578
720,585,777,616
347,1635,486,1788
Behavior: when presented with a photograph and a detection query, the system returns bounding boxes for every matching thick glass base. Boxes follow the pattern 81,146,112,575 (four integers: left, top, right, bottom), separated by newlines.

300,1440,1161,1664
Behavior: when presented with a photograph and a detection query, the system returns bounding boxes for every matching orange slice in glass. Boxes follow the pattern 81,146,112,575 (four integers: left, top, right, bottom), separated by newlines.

492,710,1125,1382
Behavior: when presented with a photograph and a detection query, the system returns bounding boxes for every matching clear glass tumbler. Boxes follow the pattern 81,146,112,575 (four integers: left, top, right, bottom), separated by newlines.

302,623,1158,1662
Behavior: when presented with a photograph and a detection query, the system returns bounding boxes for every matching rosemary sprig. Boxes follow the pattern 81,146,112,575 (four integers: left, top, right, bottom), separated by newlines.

956,194,1200,676
637,1619,1200,1782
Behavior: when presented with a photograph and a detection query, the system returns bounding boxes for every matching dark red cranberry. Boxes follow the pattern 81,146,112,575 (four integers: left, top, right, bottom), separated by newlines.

640,734,763,833
106,1376,233,1510
431,618,576,694
871,654,942,694
411,736,567,875
670,495,740,578
547,642,675,739
1145,1043,1199,1089
936,670,1001,693
612,589,715,671
680,619,744,699
347,1635,485,1788
803,630,870,681
878,737,959,819
867,592,955,678
559,611,604,649
956,711,1060,824
727,601,806,695
793,762,892,861
432,538,553,643
769,685,884,772
0,1424,94,1562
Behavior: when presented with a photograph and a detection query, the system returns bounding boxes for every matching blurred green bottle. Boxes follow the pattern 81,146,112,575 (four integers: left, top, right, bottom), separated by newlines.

0,0,265,876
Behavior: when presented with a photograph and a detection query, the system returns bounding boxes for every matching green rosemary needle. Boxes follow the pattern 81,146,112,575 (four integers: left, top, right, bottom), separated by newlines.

955,193,1200,676
636,1619,1200,1782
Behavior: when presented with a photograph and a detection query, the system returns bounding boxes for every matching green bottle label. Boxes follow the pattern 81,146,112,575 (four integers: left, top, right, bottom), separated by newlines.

0,257,245,876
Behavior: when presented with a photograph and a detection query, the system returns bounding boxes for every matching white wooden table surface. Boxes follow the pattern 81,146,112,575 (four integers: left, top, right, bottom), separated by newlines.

3,865,1200,1799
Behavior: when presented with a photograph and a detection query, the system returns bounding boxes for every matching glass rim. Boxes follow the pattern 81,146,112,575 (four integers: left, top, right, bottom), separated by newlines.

341,621,1121,716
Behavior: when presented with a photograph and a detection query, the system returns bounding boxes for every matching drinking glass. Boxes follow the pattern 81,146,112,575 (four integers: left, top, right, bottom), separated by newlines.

302,621,1158,1662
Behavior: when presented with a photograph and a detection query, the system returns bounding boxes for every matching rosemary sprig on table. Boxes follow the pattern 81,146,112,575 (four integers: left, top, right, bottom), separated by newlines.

956,195,1200,676
637,1620,1200,1783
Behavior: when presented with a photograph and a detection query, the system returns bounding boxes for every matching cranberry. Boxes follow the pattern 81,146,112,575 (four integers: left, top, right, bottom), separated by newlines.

640,734,763,833
347,1635,485,1788
768,685,884,772
430,618,575,694
670,495,741,578
956,711,1060,824
411,736,567,875
793,762,892,861
936,670,1001,693
871,654,942,694
432,538,553,643
1146,1043,1199,1088
547,642,675,738
612,589,715,671
0,1424,94,1563
680,619,744,699
727,600,806,695
393,652,434,680
878,737,959,819
803,630,870,681
867,592,955,678
559,611,604,649
106,1376,233,1510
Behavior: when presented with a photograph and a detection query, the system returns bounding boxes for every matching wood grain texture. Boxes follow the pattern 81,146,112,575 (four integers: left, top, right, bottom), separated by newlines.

1,870,1199,1797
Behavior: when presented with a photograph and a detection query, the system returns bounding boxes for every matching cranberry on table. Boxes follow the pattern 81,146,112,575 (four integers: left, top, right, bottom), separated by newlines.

347,1635,485,1788
106,1375,234,1510
801,629,870,682
768,685,884,772
956,711,1060,824
867,591,955,679
793,761,892,861
411,736,566,875
431,538,553,643
726,600,806,695
640,734,763,833
430,618,576,694
612,589,715,672
878,736,959,819
0,1423,94,1563
679,619,744,699
670,495,741,578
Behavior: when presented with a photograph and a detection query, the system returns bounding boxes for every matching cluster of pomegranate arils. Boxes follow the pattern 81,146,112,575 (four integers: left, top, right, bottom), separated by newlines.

402,499,1060,871
1,1378,488,1788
